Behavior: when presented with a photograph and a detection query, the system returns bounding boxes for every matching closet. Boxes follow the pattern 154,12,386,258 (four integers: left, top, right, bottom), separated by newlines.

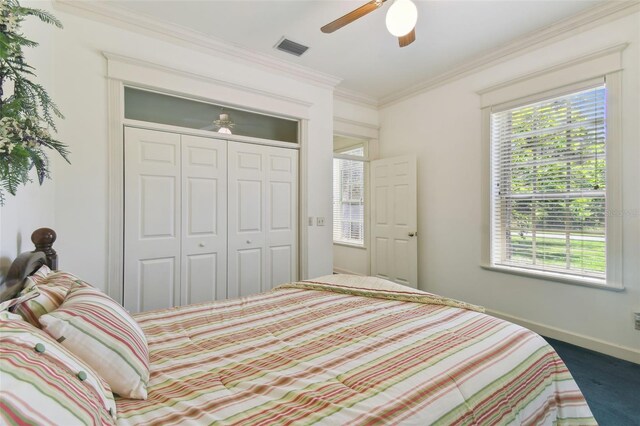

123,127,298,313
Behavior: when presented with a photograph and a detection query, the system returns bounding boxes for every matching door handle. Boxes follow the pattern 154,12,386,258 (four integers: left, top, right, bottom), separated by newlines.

408,232,417,237
246,240,252,244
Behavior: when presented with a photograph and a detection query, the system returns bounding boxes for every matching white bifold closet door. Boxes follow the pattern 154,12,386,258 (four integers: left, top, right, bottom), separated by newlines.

227,141,298,298
124,127,227,313
124,128,298,312
180,134,227,305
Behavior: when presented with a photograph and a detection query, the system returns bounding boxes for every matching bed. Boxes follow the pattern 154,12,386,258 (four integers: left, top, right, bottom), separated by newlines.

1,229,596,425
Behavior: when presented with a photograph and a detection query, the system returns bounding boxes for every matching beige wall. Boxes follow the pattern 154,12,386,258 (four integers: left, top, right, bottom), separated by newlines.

0,2,56,280
1,1,336,289
378,12,640,359
332,97,379,276
3,0,637,362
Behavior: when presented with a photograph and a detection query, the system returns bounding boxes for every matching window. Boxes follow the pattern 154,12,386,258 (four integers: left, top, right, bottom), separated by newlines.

124,87,299,143
333,146,365,245
490,84,610,283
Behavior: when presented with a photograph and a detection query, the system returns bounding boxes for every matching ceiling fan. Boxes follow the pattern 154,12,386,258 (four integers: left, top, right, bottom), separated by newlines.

321,0,418,47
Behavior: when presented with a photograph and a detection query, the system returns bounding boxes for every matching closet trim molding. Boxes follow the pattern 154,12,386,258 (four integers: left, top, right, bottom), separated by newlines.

106,53,311,304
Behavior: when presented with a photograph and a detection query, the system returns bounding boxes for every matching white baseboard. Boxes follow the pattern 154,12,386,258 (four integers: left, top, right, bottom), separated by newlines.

486,309,640,364
332,267,364,276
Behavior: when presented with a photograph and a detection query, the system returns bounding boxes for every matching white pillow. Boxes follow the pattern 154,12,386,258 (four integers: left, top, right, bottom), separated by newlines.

40,285,150,399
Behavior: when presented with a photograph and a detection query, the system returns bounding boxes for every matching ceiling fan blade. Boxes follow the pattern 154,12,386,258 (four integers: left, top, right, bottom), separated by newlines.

398,28,416,47
321,0,384,34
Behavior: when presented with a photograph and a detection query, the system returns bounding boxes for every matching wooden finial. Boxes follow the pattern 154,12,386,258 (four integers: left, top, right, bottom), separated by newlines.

31,228,58,270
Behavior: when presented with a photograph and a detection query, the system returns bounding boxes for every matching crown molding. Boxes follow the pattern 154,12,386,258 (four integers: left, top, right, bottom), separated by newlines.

379,0,640,108
334,87,379,109
53,0,342,90
103,52,314,110
333,117,380,140
52,0,638,109
333,117,380,131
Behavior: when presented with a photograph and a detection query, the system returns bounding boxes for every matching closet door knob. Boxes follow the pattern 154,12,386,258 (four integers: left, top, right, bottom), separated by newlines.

199,242,206,247
246,240,251,244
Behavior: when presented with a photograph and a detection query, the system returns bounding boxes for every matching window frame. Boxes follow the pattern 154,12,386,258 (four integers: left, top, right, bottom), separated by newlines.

333,143,368,248
481,72,623,291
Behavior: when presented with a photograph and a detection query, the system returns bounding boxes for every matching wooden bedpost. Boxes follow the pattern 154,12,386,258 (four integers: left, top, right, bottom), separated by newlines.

31,228,58,270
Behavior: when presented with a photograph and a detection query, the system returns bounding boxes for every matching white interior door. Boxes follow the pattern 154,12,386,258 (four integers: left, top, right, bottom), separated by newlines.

181,135,227,304
370,156,418,288
124,127,181,312
227,142,298,298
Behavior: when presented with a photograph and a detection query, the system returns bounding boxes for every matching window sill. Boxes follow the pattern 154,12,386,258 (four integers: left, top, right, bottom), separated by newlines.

333,241,367,250
480,264,625,292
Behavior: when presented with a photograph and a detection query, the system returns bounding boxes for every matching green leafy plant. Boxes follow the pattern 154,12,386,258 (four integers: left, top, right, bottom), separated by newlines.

0,0,68,204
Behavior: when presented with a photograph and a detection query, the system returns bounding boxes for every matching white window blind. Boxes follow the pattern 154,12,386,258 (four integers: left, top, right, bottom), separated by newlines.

490,84,606,281
333,154,364,245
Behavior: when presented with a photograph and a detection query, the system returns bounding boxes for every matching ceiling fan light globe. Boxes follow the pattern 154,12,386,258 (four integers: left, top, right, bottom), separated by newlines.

385,0,418,37
217,127,232,134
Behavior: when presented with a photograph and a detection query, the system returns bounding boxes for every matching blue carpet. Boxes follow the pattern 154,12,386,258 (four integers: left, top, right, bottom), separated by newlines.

544,337,640,426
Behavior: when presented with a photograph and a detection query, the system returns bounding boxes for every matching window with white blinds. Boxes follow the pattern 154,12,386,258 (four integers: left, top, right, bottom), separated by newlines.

333,151,365,245
490,84,607,281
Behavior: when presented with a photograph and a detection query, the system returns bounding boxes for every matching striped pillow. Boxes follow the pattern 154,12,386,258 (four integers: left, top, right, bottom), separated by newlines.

0,265,48,312
32,263,52,278
0,288,39,312
0,310,26,321
0,319,117,425
13,268,90,328
40,285,150,399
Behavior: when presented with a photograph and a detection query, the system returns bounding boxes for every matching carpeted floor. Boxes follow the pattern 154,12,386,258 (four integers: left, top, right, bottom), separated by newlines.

544,337,640,426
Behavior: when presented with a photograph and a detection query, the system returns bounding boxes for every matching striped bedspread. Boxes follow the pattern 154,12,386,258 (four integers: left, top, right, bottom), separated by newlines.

116,281,594,425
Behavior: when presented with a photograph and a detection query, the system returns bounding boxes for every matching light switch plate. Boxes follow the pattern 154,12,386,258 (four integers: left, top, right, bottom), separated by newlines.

316,217,325,226
308,217,314,226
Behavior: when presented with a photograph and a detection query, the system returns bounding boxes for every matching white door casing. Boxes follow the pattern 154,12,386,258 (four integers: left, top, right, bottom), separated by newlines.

105,56,317,305
124,127,182,312
181,135,227,304
370,156,418,288
227,142,298,298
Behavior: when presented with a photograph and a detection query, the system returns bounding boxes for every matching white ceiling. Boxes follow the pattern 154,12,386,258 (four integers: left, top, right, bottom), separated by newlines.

104,0,602,100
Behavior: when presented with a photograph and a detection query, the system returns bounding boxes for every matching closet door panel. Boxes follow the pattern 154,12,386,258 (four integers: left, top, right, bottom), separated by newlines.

269,245,292,287
227,142,267,298
266,149,298,290
237,248,263,296
138,258,176,312
181,135,227,303
140,176,176,237
270,182,292,230
187,178,218,235
238,180,262,232
184,253,217,304
124,127,181,313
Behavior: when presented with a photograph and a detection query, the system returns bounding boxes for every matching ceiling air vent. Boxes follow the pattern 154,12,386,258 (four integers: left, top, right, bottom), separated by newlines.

275,37,309,57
